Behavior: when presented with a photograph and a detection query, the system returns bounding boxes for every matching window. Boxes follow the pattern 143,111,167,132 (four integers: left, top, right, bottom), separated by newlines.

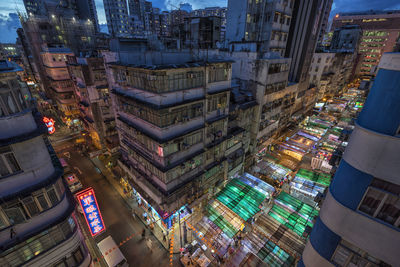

36,194,49,211
0,146,21,177
331,239,390,267
274,12,279,22
22,197,39,217
358,178,400,227
73,246,84,263
2,200,26,224
0,217,78,266
47,186,60,206
208,66,228,83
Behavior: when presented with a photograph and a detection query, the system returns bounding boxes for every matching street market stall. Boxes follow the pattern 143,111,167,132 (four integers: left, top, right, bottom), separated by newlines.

269,192,318,238
256,160,292,184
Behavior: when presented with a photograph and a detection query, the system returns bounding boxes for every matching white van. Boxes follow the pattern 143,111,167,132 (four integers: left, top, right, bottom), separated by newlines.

64,173,83,193
97,236,129,267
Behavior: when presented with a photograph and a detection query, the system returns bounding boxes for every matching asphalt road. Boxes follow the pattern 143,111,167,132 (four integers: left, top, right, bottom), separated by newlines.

54,139,174,267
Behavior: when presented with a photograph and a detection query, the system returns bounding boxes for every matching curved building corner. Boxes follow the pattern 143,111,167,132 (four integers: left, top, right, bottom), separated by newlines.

0,60,90,267
300,52,400,267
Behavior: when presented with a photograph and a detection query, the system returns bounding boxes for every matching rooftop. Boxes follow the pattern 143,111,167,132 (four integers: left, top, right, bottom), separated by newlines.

0,60,23,73
336,10,400,17
110,59,234,70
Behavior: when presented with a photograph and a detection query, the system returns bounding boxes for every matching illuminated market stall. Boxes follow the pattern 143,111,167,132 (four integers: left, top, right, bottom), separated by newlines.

255,160,292,184
268,192,318,238
290,169,331,204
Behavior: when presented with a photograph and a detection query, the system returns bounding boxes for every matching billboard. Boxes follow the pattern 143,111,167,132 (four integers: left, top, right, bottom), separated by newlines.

76,187,106,237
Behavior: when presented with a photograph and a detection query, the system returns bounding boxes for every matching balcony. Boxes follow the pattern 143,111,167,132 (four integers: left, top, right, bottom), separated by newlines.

0,191,75,249
117,113,205,144
0,110,37,140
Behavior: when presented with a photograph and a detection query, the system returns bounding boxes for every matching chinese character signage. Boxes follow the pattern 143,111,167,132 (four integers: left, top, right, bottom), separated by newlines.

43,117,56,134
76,188,106,237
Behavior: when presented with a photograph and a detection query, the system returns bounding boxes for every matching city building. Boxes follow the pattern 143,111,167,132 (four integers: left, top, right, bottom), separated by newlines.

184,16,222,49
309,51,356,100
76,0,100,32
225,0,299,147
226,0,293,54
330,25,362,52
103,0,131,37
20,4,96,95
332,10,400,75
67,54,118,153
0,60,90,266
300,52,400,267
24,0,99,31
160,11,171,37
41,45,78,118
191,7,227,44
0,43,19,59
317,0,333,47
170,9,190,41
16,28,38,84
285,0,332,93
107,55,237,242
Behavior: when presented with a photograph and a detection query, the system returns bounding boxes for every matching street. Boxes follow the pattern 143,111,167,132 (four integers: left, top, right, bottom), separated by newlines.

53,139,174,267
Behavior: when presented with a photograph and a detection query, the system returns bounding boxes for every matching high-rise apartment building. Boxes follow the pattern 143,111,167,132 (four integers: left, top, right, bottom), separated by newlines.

332,10,400,75
191,7,227,43
107,56,238,240
317,0,333,47
104,0,131,37
0,60,90,267
226,0,293,55
330,25,362,52
24,0,99,30
67,54,118,152
184,16,222,49
41,45,78,117
285,0,330,88
300,52,400,267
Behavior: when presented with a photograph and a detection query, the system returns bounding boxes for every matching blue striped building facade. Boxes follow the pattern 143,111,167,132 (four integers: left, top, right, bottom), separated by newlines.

300,53,400,266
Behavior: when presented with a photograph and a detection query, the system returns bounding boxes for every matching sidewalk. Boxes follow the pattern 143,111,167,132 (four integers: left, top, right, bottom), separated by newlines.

75,212,106,267
89,157,185,252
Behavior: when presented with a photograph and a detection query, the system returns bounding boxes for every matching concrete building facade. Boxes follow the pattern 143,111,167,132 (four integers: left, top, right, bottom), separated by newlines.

0,60,90,267
332,10,400,75
103,0,131,37
67,54,118,153
41,45,77,117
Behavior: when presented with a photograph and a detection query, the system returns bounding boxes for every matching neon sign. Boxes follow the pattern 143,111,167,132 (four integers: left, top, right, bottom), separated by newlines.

76,188,106,237
43,117,56,134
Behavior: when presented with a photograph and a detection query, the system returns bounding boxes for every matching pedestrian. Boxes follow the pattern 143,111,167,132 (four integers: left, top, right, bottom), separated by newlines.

132,210,136,220
146,238,153,252
163,233,167,242
141,229,146,239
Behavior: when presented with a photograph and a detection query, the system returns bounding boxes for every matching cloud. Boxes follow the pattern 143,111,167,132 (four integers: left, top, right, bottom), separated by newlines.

0,12,21,43
331,0,400,15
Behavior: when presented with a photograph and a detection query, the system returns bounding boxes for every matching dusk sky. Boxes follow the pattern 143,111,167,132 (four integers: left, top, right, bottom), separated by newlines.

1,0,400,43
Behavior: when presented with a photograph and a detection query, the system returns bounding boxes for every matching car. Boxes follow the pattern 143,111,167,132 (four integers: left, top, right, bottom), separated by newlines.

97,236,129,267
64,173,83,193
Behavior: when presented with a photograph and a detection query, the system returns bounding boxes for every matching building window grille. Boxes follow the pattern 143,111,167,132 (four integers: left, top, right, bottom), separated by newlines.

331,239,390,267
0,217,77,266
0,147,21,177
358,178,400,228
